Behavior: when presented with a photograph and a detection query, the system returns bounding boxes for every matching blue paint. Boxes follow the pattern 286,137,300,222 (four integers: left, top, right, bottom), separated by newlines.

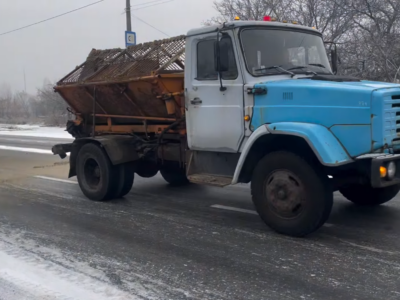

330,125,371,157
267,123,351,165
251,79,400,157
371,88,400,151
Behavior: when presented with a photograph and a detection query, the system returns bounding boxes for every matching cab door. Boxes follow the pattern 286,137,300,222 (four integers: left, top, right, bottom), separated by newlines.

185,32,245,153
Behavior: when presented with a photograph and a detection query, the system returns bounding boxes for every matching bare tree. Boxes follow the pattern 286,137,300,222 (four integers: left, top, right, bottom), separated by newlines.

341,0,400,81
36,80,68,126
208,0,400,82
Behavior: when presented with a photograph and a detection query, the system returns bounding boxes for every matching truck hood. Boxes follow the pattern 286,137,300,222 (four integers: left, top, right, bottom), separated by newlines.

251,79,400,157
252,78,400,129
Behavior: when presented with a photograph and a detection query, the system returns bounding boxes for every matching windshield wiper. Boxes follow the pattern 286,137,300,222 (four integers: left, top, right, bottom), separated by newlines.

308,63,326,68
287,66,318,76
254,66,295,78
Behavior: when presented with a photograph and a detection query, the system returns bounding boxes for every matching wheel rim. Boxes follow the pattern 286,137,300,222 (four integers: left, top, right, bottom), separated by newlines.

83,158,101,189
264,170,305,219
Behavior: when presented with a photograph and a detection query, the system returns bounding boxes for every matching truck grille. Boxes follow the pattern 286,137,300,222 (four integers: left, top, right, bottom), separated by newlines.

393,95,400,134
372,88,400,152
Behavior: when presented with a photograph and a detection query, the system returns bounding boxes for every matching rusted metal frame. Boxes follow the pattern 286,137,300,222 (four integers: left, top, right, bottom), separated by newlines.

107,118,112,131
116,46,156,78
57,73,183,88
89,114,176,122
57,75,158,88
84,88,107,114
154,48,185,74
155,48,185,74
118,85,146,116
156,92,183,99
143,119,149,139
57,62,85,85
95,124,184,134
123,51,136,61
157,92,184,115
56,88,80,114
92,87,97,137
82,49,127,82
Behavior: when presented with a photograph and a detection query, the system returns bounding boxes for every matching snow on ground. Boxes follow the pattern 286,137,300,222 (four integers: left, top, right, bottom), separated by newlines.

0,227,143,300
0,124,72,139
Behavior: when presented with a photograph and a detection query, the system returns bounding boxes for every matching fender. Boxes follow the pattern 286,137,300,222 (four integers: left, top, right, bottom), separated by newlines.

232,122,352,184
65,136,140,178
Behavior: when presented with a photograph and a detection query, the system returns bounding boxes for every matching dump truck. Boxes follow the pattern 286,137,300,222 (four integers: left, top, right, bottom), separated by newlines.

53,19,400,237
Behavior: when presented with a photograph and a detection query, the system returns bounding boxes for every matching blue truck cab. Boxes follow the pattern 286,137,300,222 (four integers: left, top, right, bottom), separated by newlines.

184,19,400,236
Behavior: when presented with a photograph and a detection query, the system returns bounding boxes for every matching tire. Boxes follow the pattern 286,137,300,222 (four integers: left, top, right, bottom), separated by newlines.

160,165,189,186
251,151,333,237
113,163,135,198
76,143,118,201
340,184,400,206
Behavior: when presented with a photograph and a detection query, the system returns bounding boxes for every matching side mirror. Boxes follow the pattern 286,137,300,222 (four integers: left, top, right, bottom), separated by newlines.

214,39,229,72
331,49,338,74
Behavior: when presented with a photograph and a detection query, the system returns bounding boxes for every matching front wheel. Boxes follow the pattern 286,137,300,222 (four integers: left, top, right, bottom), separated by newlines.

340,184,400,206
251,151,333,237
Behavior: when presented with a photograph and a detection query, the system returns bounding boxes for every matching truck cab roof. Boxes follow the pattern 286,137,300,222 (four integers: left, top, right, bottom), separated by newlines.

187,20,320,37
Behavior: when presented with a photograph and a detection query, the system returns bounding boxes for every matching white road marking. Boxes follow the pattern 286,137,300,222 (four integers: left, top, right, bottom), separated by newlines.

211,204,258,215
211,204,334,227
34,176,78,185
0,145,70,156
0,145,52,154
0,138,51,144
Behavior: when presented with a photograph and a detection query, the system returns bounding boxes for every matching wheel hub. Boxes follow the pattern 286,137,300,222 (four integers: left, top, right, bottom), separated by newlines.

265,170,305,218
94,166,101,178
83,158,101,189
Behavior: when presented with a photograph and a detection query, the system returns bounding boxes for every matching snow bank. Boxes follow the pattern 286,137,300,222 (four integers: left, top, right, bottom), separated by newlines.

0,124,73,139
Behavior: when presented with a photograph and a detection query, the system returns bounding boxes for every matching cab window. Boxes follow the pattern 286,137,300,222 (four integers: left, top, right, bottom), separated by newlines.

196,37,238,80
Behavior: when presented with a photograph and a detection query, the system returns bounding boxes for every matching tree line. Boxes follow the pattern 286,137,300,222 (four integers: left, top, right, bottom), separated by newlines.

0,80,68,126
207,0,400,82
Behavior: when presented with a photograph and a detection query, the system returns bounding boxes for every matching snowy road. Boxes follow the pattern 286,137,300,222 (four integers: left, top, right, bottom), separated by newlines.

0,132,400,299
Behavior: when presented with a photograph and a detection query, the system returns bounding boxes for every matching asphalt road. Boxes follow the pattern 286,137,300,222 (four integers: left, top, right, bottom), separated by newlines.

0,134,400,300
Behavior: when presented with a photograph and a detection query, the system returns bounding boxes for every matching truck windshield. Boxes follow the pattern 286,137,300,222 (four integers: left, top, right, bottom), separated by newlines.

241,28,332,77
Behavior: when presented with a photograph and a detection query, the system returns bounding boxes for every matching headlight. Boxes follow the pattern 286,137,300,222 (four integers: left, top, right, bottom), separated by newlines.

387,162,396,180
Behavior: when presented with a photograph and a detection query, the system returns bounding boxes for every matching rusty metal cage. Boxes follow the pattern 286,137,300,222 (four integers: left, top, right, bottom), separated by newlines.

55,35,187,136
58,35,186,85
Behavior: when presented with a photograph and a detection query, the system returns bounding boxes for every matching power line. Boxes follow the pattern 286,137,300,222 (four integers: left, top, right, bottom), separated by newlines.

130,0,169,8
133,0,174,11
122,0,174,14
0,0,105,37
131,14,170,37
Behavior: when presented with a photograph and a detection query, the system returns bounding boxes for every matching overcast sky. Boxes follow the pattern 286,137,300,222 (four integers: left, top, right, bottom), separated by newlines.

0,0,216,93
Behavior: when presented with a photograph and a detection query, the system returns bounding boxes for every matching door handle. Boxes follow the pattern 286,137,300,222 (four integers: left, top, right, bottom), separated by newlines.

190,98,202,105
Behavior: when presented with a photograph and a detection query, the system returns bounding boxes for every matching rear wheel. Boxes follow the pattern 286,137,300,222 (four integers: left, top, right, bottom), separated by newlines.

160,164,189,186
76,143,118,201
251,151,333,237
340,184,400,206
113,163,135,198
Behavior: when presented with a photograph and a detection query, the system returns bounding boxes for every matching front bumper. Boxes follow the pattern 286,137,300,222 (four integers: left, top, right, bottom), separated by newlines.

358,153,400,188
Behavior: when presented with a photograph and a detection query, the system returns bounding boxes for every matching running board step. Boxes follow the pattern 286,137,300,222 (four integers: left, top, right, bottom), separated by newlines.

187,174,232,187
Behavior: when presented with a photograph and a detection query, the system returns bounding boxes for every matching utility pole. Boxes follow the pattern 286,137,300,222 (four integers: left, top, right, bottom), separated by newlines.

23,68,26,93
126,0,132,32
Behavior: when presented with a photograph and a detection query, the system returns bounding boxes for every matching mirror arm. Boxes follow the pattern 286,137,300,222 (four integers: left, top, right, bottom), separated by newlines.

216,29,227,92
324,41,338,75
